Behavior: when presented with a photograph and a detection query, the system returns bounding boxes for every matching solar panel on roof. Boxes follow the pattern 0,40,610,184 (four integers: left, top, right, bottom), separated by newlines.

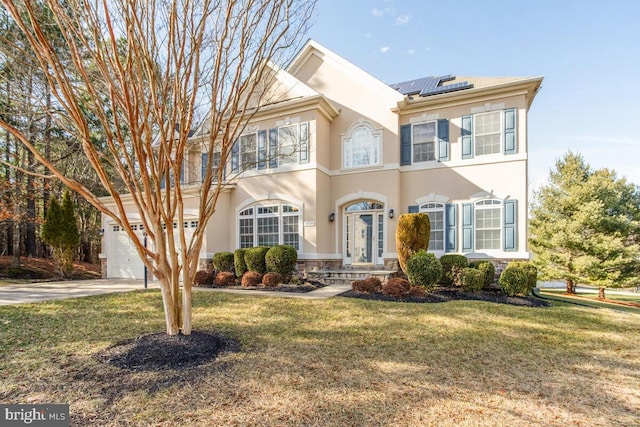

390,75,473,98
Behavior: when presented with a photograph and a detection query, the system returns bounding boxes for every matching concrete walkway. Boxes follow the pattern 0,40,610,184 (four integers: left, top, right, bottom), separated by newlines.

0,279,351,306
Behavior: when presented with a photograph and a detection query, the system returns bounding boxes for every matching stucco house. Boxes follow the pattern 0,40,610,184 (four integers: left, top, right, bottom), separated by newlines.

100,39,543,279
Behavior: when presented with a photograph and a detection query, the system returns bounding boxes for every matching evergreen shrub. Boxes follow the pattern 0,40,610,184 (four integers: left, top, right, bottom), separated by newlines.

498,265,530,296
469,260,496,287
508,261,538,292
461,268,484,293
244,246,270,274
439,254,468,285
395,213,430,274
406,250,442,292
234,249,248,277
212,251,234,272
265,245,298,279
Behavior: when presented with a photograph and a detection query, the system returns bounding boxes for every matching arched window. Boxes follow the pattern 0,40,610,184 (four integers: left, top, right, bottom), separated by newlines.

238,203,301,250
343,123,381,168
420,202,445,251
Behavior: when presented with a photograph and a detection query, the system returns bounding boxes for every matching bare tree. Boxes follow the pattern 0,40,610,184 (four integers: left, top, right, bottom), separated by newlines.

0,0,315,335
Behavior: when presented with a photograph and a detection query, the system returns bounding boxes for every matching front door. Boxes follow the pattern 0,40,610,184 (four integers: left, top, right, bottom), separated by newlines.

344,201,384,266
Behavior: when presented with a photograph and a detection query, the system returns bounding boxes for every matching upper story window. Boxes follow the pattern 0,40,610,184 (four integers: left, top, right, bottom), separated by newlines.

240,133,258,170
343,122,381,169
461,108,517,159
400,119,449,166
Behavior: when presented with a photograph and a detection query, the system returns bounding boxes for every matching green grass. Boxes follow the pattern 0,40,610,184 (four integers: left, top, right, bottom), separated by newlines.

1,290,639,426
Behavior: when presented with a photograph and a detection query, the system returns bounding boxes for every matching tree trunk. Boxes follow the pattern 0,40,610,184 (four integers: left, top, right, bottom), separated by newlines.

598,287,605,299
159,279,181,335
566,278,576,294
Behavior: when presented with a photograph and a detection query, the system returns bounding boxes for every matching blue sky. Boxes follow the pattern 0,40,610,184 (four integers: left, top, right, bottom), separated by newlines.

307,0,640,190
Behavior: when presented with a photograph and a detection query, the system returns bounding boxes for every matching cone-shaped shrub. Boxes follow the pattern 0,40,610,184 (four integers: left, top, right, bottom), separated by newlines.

395,213,430,274
234,249,248,277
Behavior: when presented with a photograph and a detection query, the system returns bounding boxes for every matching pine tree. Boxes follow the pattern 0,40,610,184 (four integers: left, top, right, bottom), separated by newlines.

42,191,79,277
529,152,640,295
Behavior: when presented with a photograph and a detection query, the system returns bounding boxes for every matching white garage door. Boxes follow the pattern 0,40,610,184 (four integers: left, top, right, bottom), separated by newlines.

108,224,145,279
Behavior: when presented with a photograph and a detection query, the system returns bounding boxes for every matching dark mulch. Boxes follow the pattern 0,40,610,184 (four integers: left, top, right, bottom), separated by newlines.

341,287,550,307
197,280,326,293
95,331,240,371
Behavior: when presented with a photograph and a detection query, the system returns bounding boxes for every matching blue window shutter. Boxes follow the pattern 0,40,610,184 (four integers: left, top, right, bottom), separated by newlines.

201,153,208,182
437,119,449,161
461,115,473,159
408,205,419,213
299,122,309,163
179,160,185,184
400,124,412,165
504,108,517,154
160,174,166,189
269,128,278,168
445,203,457,252
462,203,474,251
231,141,239,173
504,199,517,251
257,130,267,170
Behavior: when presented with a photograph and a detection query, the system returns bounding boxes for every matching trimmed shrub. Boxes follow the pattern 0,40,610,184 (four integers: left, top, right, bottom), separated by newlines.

241,271,262,287
395,213,430,274
469,260,496,287
212,251,234,273
262,272,283,287
498,265,530,296
215,271,236,287
265,245,298,279
508,261,538,292
193,270,214,286
244,246,270,274
461,268,484,293
406,250,442,292
381,277,411,298
234,249,248,277
352,277,382,294
439,254,468,286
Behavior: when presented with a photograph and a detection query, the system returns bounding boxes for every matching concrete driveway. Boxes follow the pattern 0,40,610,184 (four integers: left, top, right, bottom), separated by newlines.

0,279,155,306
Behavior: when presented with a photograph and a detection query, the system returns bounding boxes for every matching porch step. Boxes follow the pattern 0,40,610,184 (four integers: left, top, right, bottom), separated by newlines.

307,269,395,286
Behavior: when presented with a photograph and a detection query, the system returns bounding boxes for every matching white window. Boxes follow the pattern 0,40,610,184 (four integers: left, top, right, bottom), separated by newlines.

475,199,501,250
278,125,299,166
474,111,501,156
343,123,381,168
238,204,300,250
240,133,257,170
420,202,445,251
413,122,436,163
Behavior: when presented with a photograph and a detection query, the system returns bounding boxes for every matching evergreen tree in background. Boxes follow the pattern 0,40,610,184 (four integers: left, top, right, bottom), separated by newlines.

42,191,80,277
529,152,640,296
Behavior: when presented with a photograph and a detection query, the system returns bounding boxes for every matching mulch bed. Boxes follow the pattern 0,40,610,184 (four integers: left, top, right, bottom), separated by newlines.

342,287,550,307
196,280,326,293
95,331,240,371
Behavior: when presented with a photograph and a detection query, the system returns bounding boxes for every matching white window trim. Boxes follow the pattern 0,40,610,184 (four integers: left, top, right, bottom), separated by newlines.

419,202,445,254
473,111,503,156
277,123,301,166
342,121,383,169
411,120,439,163
474,199,502,252
237,202,302,251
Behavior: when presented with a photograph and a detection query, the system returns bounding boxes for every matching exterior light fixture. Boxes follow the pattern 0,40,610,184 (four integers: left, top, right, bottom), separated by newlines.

99,228,104,236
388,208,394,219
329,212,336,222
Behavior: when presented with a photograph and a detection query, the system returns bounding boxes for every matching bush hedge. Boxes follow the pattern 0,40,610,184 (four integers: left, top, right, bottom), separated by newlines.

406,250,442,292
244,246,270,274
265,245,298,279
395,213,430,274
461,267,484,293
193,270,214,286
352,277,382,294
241,271,262,287
215,271,236,287
508,261,538,291
381,277,411,298
212,251,234,273
469,260,496,287
498,265,530,296
439,254,468,285
262,272,283,288
234,249,248,277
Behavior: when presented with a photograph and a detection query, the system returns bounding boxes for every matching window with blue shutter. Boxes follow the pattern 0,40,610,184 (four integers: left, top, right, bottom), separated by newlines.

445,203,457,252
503,199,517,251
400,125,412,165
257,130,267,170
231,141,239,172
437,119,450,161
461,115,473,159
461,203,474,251
504,108,517,154
268,128,278,168
300,122,309,163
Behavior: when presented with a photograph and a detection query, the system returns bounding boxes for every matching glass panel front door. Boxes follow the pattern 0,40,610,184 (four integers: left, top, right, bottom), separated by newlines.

352,213,373,264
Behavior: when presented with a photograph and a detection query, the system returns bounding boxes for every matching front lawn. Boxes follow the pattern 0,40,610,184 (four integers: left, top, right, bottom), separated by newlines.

0,290,638,426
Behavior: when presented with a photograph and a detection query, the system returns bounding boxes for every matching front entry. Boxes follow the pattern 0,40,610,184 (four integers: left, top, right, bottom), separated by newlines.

344,201,384,266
